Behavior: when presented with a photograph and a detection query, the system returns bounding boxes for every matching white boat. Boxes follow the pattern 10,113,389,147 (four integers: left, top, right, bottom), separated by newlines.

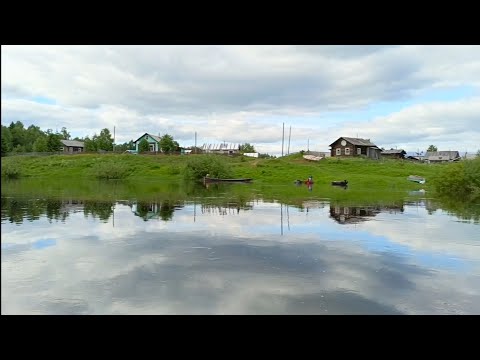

303,154,323,162
407,175,426,184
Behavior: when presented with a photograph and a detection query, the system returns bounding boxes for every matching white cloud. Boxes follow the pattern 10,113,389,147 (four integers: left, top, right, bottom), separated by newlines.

333,97,480,152
2,45,480,154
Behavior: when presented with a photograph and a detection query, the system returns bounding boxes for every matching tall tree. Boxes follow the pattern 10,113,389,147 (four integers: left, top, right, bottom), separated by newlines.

25,125,45,152
84,136,97,152
46,131,63,152
239,143,256,153
95,128,114,151
427,145,438,152
33,137,48,152
159,134,178,153
10,121,26,149
1,134,8,156
61,127,71,140
1,125,13,155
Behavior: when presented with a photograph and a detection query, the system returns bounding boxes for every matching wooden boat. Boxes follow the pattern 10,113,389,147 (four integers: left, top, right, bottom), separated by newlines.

294,178,314,185
407,175,426,184
204,176,253,183
303,154,323,162
331,180,348,186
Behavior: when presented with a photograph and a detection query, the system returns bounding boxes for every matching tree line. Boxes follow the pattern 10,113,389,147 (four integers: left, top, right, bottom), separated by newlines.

1,121,261,157
1,121,135,156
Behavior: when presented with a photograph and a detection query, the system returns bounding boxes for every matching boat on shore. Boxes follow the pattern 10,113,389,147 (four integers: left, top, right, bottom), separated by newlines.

303,154,323,162
294,179,314,185
332,180,348,186
204,176,253,183
407,175,426,184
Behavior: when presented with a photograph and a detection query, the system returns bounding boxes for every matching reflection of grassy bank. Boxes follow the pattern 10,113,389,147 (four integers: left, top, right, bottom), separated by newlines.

427,197,480,224
1,177,418,205
3,177,479,223
0,178,437,212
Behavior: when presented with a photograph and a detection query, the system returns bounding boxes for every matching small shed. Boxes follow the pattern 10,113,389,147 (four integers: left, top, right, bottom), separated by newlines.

60,140,84,153
381,149,406,159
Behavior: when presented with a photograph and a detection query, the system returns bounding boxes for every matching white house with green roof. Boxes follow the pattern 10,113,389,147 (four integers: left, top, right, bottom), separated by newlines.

134,133,161,153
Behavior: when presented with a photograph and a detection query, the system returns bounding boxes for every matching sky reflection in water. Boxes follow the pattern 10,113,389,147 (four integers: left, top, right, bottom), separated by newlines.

1,193,479,315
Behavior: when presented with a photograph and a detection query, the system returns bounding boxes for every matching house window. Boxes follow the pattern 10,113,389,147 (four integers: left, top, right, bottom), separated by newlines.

345,148,350,155
336,148,341,156
357,148,361,155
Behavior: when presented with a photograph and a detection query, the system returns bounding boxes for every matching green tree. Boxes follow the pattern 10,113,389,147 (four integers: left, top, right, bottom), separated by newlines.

1,125,13,155
138,138,150,153
61,127,71,140
95,128,114,151
83,136,96,152
33,136,48,152
427,145,438,152
25,125,45,152
1,135,8,156
477,150,480,157
46,131,63,152
159,134,178,154
9,121,26,149
239,143,256,153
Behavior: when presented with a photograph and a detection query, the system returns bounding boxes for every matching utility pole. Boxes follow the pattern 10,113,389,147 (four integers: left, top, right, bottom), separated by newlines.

281,122,285,157
287,125,291,155
195,132,197,154
113,126,116,152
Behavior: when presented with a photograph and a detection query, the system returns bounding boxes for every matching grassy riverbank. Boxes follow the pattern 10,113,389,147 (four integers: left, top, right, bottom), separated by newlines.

1,152,441,189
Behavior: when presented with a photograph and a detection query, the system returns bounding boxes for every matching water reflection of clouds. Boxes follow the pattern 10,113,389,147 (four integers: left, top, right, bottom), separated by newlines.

2,200,480,314
2,226,479,314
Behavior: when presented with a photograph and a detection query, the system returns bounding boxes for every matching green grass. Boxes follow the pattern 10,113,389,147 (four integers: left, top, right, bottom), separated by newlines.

1,153,473,197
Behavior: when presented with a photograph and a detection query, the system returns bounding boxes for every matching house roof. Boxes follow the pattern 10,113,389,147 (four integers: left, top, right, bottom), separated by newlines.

382,149,406,154
425,151,460,159
61,140,84,147
329,137,378,147
133,133,161,143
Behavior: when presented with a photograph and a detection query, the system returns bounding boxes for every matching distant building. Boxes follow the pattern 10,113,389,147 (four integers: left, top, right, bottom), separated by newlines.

329,137,382,160
381,149,406,159
201,143,240,155
425,151,460,163
60,140,84,153
134,133,161,153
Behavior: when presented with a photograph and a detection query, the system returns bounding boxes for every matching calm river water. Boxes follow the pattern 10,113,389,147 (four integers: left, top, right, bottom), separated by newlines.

2,180,479,314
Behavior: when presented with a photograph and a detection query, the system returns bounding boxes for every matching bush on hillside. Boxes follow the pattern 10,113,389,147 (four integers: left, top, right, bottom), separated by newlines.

91,162,130,179
431,157,480,201
1,161,22,179
184,155,233,180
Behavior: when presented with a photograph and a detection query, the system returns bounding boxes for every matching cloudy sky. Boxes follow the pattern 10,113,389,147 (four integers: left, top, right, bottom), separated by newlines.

2,45,480,155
